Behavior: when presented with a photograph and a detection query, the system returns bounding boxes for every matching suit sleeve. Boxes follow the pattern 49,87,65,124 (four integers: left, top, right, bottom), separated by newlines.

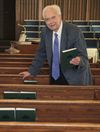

70,26,89,69
28,30,47,76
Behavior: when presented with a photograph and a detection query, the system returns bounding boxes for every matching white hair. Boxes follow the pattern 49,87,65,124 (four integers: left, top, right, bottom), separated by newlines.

42,5,61,19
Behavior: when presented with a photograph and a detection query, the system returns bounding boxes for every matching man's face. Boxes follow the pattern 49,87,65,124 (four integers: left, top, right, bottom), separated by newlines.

44,9,61,32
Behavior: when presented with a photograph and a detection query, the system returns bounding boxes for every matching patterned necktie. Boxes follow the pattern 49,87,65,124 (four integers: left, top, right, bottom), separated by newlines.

52,33,60,80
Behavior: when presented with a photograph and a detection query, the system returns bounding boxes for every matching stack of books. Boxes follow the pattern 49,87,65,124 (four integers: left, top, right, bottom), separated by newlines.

0,107,36,122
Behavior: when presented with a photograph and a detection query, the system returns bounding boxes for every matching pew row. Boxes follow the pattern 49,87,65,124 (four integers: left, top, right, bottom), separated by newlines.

0,61,99,69
0,53,34,57
14,43,39,54
92,75,100,85
0,74,99,85
0,54,99,68
0,99,100,123
0,67,49,74
0,66,100,76
0,57,33,62
0,84,96,100
0,122,100,132
91,68,100,75
0,61,48,67
95,87,100,100
0,74,49,84
90,63,100,68
0,62,32,67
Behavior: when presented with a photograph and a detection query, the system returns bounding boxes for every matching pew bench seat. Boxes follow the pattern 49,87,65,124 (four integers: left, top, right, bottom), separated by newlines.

0,122,100,132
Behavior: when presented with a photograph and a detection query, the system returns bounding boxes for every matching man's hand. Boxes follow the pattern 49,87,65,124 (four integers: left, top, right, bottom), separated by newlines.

70,56,81,65
19,71,31,79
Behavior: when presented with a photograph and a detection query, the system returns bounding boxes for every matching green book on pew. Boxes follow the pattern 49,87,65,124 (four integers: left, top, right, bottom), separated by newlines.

20,91,37,99
3,91,37,99
24,80,38,84
16,108,36,122
0,108,15,121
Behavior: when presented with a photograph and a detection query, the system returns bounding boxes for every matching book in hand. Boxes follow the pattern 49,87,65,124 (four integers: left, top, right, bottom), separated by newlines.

4,91,37,99
61,48,79,70
16,108,36,122
0,108,15,121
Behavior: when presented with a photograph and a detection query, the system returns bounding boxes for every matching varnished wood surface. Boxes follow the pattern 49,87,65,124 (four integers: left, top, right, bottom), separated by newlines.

14,44,39,54
0,73,99,85
0,74,49,84
0,84,96,100
0,53,34,57
0,67,49,74
0,100,100,123
0,122,100,132
91,68,100,75
92,75,100,85
0,66,100,75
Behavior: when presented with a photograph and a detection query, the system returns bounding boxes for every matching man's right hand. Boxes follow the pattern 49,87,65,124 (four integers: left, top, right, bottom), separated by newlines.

19,71,31,79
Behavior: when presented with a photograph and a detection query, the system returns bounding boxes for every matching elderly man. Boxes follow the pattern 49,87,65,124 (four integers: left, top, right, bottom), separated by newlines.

19,5,92,85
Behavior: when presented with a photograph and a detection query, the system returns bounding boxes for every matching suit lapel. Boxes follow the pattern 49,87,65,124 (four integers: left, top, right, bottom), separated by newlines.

60,23,68,55
45,30,53,65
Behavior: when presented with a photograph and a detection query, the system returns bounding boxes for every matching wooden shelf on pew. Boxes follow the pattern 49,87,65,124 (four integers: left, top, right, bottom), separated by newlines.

0,84,96,100
14,43,39,54
0,53,34,57
0,99,100,123
0,122,100,132
0,74,49,85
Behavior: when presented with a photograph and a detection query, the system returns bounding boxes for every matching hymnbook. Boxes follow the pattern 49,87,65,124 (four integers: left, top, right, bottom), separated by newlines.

16,108,36,122
24,79,38,84
4,91,37,99
61,48,79,71
0,107,36,122
0,108,15,121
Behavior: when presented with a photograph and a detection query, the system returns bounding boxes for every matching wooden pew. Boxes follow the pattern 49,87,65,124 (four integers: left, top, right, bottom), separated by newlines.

0,53,99,65
0,122,99,132
0,57,33,62
90,63,100,68
0,67,49,74
0,53,34,57
0,84,95,100
0,73,99,85
0,122,100,132
91,68,100,75
14,43,39,54
0,61,32,67
0,67,28,74
95,87,100,100
1,66,100,75
0,60,48,67
0,99,100,123
0,55,98,67
2,43,38,54
0,74,49,84
0,42,39,54
92,75,100,85
1,53,99,68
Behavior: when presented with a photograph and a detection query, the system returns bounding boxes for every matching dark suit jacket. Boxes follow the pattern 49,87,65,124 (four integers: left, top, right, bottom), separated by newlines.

29,22,92,85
